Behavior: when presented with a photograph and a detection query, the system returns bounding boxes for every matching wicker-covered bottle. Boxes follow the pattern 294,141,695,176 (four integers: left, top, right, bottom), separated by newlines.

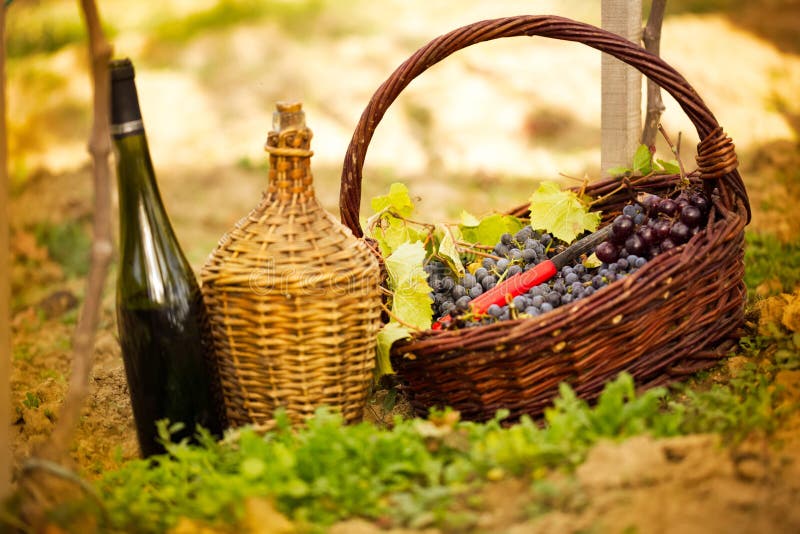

201,102,382,428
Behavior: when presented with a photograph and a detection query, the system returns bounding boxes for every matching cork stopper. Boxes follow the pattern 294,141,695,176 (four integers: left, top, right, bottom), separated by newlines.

273,101,306,133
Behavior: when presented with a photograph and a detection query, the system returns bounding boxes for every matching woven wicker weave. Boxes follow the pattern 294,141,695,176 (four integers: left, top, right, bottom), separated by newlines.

338,16,750,422
201,102,383,429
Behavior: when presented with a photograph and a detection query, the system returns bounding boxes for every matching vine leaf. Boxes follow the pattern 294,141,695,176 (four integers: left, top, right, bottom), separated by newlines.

373,216,425,257
657,159,681,174
436,224,464,276
528,181,601,243
633,144,653,174
371,182,415,217
385,242,433,330
459,210,480,227
459,213,523,246
376,322,412,375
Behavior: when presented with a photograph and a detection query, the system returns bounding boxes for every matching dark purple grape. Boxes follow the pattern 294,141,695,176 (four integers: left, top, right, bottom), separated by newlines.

680,205,702,227
653,219,671,241
452,285,466,300
487,304,503,318
658,199,678,217
670,222,691,244
660,238,676,252
624,234,646,255
639,194,661,215
611,215,635,242
595,241,620,263
622,204,638,217
690,193,710,214
455,296,472,311
648,246,661,259
637,227,655,246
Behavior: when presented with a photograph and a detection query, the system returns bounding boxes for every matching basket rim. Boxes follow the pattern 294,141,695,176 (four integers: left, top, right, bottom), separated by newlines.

338,14,750,237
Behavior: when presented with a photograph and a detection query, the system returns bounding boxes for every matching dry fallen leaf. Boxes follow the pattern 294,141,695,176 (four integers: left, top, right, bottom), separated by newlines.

242,497,295,534
11,229,50,262
781,291,800,332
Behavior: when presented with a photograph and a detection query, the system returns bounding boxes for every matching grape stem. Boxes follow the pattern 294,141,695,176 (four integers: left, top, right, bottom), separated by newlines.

657,124,689,185
454,242,501,260
380,303,426,332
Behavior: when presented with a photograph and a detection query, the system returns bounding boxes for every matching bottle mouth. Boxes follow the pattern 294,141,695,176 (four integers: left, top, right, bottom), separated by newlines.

272,101,305,132
110,58,136,82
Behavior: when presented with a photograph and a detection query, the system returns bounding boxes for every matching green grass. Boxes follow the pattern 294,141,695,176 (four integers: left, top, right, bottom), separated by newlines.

33,220,92,278
5,313,797,533
744,231,800,295
5,0,116,58
150,0,344,44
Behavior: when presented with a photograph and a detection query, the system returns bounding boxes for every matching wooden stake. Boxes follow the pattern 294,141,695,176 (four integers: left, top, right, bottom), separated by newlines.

601,0,643,175
0,1,11,501
38,0,113,462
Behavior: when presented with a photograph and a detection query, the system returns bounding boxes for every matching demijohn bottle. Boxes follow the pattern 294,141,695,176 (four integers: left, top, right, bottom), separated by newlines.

110,58,224,457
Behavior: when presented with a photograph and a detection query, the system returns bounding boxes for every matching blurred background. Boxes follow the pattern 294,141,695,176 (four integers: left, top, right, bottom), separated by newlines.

6,0,800,471
6,0,799,264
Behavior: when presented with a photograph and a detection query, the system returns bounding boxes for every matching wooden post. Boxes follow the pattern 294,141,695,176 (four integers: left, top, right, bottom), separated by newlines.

0,2,11,501
601,0,642,174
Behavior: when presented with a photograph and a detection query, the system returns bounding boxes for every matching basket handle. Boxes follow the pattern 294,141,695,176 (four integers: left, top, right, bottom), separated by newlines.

339,15,749,237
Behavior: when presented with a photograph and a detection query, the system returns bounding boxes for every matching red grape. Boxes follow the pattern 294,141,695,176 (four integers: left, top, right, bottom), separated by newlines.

670,222,691,243
680,205,702,227
611,215,635,242
595,241,620,263
653,219,671,240
658,199,678,217
624,234,646,255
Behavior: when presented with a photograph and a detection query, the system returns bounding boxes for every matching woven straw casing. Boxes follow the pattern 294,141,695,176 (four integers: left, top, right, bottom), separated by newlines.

338,16,750,422
202,103,382,429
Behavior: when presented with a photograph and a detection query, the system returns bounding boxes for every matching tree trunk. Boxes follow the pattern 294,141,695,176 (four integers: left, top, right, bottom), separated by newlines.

601,0,643,174
641,0,667,147
0,2,11,501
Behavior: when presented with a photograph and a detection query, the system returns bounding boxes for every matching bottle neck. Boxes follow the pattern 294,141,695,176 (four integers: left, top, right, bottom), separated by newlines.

110,70,144,139
265,126,315,202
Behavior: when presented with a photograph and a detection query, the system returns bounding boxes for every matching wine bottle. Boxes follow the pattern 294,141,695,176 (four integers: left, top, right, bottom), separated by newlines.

110,58,224,457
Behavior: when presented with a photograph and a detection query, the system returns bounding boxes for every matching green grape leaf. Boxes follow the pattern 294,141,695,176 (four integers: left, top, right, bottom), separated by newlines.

633,144,653,174
459,210,481,227
436,224,464,276
657,159,681,174
459,214,524,246
376,322,412,375
371,182,415,218
528,181,601,244
385,242,433,330
607,165,631,177
372,216,426,257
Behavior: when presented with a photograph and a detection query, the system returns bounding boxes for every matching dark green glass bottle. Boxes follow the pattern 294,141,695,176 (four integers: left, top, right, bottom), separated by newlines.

110,58,224,457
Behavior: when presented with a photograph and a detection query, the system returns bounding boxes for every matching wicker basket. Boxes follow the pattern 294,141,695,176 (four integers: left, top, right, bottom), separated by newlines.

338,16,750,422
201,102,383,429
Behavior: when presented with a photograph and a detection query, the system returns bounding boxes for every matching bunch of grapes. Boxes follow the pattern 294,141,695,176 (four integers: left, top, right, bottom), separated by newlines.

595,188,711,263
425,188,711,328
426,226,556,319
481,254,644,322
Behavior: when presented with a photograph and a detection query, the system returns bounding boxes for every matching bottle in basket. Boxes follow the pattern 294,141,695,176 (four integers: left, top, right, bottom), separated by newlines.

201,102,383,429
